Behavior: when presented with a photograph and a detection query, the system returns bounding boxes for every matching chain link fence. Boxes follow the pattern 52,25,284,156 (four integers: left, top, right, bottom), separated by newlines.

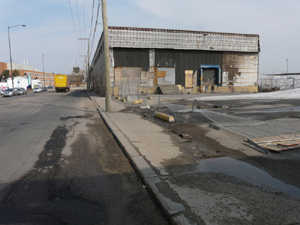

258,77,300,92
118,77,149,106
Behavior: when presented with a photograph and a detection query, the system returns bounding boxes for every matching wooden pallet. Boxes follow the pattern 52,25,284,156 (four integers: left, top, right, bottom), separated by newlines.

246,134,300,152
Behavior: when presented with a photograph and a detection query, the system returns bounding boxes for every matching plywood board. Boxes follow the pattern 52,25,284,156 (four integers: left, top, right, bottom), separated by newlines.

157,71,167,78
185,70,193,88
247,134,300,152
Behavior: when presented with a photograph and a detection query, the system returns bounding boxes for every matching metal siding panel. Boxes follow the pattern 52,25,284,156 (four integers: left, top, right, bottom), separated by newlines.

155,49,223,86
113,48,149,68
108,27,260,52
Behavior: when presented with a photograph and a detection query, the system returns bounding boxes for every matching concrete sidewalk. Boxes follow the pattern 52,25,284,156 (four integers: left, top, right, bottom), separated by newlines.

87,91,300,225
87,92,198,224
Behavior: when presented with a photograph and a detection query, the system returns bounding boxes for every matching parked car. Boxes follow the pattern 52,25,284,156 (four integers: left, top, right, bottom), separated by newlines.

17,88,27,95
22,88,27,95
0,87,7,95
33,87,43,93
3,88,17,97
42,87,47,92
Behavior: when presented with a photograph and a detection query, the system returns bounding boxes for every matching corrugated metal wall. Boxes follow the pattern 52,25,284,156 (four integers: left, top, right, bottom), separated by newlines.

155,49,223,86
109,27,260,53
113,48,149,70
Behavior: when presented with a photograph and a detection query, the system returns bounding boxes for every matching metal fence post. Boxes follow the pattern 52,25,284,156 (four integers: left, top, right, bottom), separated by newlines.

192,99,196,113
121,81,124,99
158,95,160,111
127,79,130,98
190,99,197,122
137,78,140,100
293,78,295,89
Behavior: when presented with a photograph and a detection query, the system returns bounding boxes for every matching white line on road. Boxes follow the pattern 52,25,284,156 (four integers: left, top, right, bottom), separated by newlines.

32,109,41,115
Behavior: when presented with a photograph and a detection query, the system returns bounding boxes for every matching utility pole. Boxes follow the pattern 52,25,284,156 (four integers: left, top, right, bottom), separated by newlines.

102,0,111,112
78,38,90,91
79,55,87,85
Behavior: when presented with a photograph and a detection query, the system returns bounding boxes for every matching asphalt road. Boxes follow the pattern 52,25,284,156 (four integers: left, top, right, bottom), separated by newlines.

0,89,168,224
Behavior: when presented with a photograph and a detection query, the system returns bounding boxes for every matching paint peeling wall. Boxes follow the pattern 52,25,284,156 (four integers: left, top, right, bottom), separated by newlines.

109,27,260,53
222,52,259,87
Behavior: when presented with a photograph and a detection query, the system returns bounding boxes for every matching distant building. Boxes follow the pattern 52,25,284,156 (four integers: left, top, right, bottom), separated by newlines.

90,26,260,95
0,62,54,87
68,75,85,87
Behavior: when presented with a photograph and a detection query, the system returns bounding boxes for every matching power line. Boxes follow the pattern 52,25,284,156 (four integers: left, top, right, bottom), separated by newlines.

89,0,95,42
90,0,101,55
75,0,84,57
75,0,82,38
68,0,79,38
83,0,86,37
67,0,81,63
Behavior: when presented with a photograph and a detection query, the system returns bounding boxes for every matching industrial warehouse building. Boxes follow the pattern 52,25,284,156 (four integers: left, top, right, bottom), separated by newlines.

90,26,260,95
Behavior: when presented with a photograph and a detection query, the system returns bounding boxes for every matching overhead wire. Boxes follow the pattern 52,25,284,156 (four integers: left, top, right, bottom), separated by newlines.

68,0,79,38
89,0,95,43
83,0,86,37
87,0,96,61
67,0,80,66
75,0,83,56
90,0,101,56
68,0,101,68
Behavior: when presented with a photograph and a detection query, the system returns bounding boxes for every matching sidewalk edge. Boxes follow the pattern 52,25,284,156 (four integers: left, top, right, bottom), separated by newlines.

88,92,197,224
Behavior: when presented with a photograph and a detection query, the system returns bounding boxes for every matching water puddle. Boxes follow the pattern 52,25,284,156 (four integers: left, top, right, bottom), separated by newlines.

196,105,226,109
187,104,232,109
197,157,300,199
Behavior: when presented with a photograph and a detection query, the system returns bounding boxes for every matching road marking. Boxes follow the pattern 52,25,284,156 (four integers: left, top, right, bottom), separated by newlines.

32,109,41,115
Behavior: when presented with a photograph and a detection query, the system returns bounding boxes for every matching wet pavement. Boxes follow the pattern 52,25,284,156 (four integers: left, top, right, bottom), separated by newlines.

88,91,300,225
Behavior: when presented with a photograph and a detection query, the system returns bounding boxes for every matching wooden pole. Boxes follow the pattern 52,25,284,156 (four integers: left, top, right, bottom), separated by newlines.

102,0,111,112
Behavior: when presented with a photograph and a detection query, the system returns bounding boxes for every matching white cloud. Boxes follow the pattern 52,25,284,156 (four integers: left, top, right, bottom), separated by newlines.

1,0,300,75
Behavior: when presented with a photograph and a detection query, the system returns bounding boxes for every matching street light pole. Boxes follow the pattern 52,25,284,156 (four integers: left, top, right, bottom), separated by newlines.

286,58,288,76
8,24,26,89
42,53,50,88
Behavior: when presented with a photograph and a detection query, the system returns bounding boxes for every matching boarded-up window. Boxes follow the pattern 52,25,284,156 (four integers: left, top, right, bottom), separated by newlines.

185,70,193,88
157,71,166,78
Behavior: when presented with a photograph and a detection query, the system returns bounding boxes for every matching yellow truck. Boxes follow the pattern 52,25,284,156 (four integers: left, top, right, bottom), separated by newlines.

54,74,70,92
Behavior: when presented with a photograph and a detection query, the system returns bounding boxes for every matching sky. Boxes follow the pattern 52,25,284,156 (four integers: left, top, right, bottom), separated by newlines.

0,0,300,75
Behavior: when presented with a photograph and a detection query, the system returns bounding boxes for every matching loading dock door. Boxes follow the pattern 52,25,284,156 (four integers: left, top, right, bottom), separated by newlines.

203,68,218,86
199,65,221,86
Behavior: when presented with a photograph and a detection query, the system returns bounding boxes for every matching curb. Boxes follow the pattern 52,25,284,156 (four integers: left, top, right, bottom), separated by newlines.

87,91,197,225
98,110,186,219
